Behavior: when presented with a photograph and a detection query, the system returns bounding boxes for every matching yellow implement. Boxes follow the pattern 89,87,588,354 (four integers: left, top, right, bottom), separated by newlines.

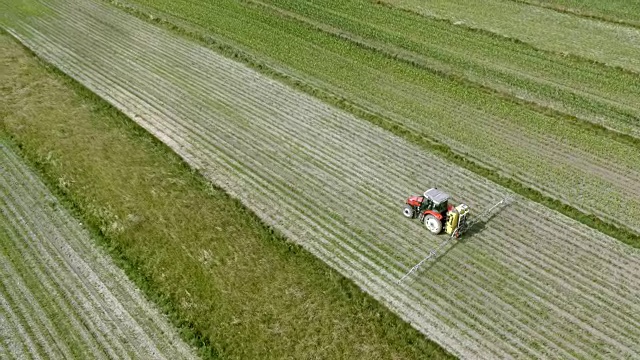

445,204,470,236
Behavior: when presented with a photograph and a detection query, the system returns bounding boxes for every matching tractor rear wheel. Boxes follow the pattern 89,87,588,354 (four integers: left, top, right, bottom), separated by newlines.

402,205,415,218
424,215,442,234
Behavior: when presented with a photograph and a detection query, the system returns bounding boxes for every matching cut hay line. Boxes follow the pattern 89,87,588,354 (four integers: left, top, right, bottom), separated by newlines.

52,0,640,284
254,0,640,143
23,11,636,338
508,0,640,30
10,22,524,358
0,281,32,359
1,31,456,360
0,248,74,359
22,1,640,352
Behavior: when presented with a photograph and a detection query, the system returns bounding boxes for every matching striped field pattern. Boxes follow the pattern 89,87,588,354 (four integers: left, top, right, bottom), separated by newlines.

3,0,640,358
115,0,640,234
0,142,197,359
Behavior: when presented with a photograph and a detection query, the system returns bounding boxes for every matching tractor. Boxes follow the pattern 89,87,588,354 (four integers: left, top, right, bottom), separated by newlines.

403,188,470,238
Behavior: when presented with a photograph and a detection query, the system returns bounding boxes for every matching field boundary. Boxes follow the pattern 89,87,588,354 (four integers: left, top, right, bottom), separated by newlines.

0,136,198,360
99,0,640,249
6,2,640,355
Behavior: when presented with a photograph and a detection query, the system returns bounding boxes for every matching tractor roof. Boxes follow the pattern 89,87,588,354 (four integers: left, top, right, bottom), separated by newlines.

424,188,450,204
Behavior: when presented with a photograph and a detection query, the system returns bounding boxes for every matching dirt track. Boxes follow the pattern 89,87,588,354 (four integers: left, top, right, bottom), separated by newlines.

0,143,197,359
3,0,640,358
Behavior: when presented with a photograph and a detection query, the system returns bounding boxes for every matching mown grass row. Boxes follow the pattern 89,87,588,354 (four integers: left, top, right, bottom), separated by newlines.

7,3,640,357
143,0,640,196
1,141,197,359
104,0,640,247
0,31,455,359
375,0,640,80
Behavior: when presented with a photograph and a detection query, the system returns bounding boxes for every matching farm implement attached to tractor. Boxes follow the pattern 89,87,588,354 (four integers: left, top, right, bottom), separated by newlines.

399,188,512,282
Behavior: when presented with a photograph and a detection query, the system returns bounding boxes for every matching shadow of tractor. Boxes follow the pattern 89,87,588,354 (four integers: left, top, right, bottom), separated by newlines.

462,199,511,239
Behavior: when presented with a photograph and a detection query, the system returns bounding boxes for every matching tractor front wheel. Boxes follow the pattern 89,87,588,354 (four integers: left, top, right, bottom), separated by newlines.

402,205,415,218
424,215,442,234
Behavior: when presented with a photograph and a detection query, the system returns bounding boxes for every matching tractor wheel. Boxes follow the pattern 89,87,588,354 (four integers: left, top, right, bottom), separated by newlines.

424,215,442,234
402,205,415,218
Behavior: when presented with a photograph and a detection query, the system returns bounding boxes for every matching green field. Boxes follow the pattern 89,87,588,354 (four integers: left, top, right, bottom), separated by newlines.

0,31,452,359
3,0,640,358
0,138,197,359
101,0,640,238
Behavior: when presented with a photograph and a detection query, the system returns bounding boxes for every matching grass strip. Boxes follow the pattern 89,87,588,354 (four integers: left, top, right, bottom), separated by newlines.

99,0,640,250
375,0,640,78
0,30,455,359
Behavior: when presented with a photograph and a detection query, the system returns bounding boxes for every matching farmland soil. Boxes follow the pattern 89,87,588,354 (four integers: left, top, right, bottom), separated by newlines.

3,0,640,358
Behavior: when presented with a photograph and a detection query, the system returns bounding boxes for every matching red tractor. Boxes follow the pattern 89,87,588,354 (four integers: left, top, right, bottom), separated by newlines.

403,188,470,237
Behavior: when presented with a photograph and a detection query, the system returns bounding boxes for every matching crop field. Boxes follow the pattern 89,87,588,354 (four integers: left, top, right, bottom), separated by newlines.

384,0,640,72
3,0,640,358
0,30,451,359
0,142,196,359
76,0,640,238
517,0,640,27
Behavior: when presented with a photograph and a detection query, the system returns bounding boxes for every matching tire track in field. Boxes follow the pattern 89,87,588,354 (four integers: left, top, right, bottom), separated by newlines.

0,280,37,359
269,1,640,232
255,0,640,143
5,0,640,358
282,1,640,198
0,247,73,359
0,143,198,359
507,0,640,30
56,11,640,324
57,1,640,296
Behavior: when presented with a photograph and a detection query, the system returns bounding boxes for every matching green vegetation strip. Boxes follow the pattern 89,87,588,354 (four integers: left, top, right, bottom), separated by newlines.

0,31,454,359
1,140,197,359
102,0,640,249
103,0,640,232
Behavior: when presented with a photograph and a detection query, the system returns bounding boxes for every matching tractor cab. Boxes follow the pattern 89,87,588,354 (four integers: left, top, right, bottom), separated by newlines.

403,188,452,234
422,188,450,217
